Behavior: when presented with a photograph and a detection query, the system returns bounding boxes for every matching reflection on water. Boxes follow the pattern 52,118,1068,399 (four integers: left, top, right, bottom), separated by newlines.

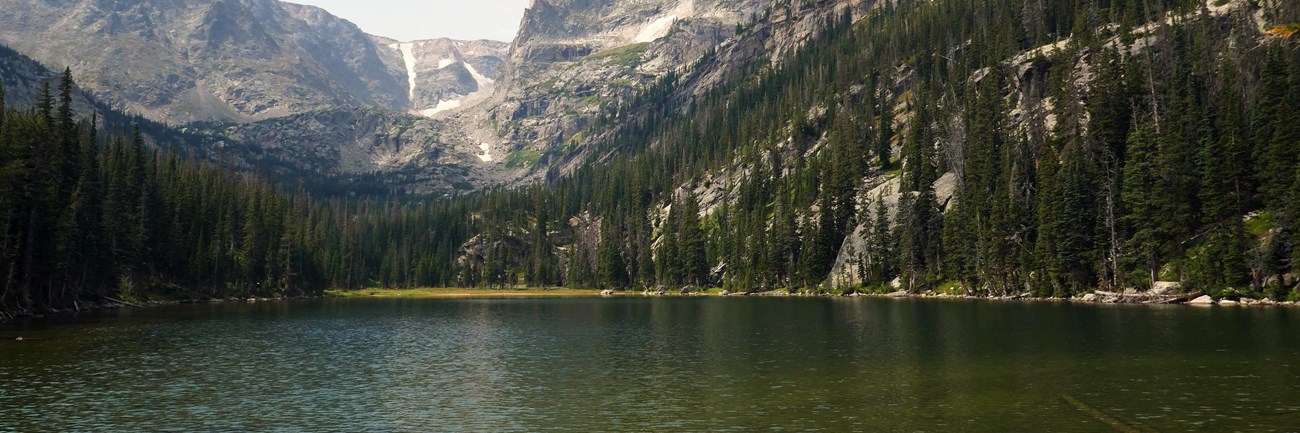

1,298,1297,431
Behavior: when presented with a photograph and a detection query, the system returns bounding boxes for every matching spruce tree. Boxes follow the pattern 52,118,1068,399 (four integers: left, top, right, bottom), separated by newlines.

597,217,629,288
1259,58,1299,212
1121,121,1161,286
868,194,893,286
678,193,707,286
877,84,894,169
56,69,79,202
1289,165,1300,289
36,81,52,126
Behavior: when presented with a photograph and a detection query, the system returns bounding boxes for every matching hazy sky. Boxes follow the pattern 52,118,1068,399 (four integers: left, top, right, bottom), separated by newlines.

284,0,530,42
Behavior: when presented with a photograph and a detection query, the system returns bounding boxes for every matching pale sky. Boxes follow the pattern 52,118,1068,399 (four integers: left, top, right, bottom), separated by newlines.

284,0,530,42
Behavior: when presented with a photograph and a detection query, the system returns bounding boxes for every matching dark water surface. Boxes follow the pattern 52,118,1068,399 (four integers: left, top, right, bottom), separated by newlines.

1,297,1298,432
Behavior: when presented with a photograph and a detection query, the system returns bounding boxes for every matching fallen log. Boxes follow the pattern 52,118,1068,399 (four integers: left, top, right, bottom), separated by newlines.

1092,290,1203,304
104,296,144,308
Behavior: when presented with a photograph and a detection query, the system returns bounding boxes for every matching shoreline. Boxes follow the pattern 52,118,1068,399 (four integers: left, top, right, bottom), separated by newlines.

6,288,1296,323
325,287,1300,307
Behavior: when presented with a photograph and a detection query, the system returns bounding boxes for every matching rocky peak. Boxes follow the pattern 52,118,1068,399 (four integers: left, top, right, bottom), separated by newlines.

460,0,765,181
371,37,509,117
0,0,408,123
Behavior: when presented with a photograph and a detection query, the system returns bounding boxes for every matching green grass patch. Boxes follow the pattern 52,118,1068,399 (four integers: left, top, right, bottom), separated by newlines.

588,42,650,66
934,280,966,296
1245,211,1273,237
326,287,607,299
504,149,542,169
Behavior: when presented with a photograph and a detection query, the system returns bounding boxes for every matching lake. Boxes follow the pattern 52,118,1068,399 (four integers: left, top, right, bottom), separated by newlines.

1,297,1298,431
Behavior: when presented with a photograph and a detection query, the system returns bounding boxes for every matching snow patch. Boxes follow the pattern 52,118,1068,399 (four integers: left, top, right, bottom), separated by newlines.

437,58,456,69
463,62,494,89
425,98,463,116
633,0,694,43
393,43,419,105
634,15,678,42
477,143,494,162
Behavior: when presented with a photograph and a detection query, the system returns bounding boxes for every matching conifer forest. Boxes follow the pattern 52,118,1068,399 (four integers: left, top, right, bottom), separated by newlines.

1,0,1299,316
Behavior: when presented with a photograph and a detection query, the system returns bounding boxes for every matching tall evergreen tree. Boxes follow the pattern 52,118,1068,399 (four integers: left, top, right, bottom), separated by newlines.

1121,120,1162,286
1255,48,1296,211
678,193,707,286
877,83,894,169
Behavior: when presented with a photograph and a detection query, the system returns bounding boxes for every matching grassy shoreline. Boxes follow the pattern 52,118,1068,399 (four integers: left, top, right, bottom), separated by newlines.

325,288,615,299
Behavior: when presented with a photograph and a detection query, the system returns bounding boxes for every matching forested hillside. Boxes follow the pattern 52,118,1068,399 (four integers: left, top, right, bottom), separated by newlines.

3,0,1299,316
0,72,480,315
393,0,1300,299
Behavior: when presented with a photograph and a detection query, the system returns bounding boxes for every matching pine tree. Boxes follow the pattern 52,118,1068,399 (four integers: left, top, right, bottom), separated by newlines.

877,83,894,169
867,194,893,286
769,198,797,287
1034,143,1063,296
678,193,707,286
36,81,52,125
57,68,79,197
1121,120,1161,287
597,217,628,288
1255,48,1295,211
1289,165,1300,287
897,92,940,291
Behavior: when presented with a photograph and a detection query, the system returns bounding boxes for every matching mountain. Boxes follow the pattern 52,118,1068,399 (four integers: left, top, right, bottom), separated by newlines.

0,0,776,193
0,0,402,123
0,0,510,125
468,0,770,179
372,37,508,116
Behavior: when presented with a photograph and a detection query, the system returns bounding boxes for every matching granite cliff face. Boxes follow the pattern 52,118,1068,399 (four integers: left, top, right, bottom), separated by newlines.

0,0,409,123
372,37,508,117
0,0,824,193
457,0,768,179
0,0,509,125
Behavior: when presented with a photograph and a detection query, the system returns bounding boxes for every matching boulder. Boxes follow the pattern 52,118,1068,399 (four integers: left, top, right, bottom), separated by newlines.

885,290,910,298
1151,281,1182,295
1081,293,1098,302
1187,295,1215,305
1218,299,1240,306
720,290,731,296
600,289,614,296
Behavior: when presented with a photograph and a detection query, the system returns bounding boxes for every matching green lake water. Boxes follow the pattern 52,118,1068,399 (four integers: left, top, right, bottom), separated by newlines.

1,297,1298,432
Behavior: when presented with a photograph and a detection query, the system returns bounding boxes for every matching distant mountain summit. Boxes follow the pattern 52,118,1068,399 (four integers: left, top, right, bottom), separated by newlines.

0,0,507,124
371,37,508,117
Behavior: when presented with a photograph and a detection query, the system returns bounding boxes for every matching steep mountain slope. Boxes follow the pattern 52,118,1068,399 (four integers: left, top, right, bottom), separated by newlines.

0,0,408,123
0,0,511,126
372,37,508,116
446,0,769,181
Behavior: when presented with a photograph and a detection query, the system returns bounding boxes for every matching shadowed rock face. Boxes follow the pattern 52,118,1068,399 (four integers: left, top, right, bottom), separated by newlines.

469,0,765,177
0,0,414,123
371,37,509,116
0,0,513,123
